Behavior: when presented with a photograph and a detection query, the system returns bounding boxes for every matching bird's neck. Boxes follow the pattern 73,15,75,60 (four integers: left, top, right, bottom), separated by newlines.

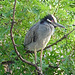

49,24,54,35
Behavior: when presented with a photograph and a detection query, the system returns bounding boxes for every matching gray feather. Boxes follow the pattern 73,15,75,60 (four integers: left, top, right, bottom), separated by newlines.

24,22,39,46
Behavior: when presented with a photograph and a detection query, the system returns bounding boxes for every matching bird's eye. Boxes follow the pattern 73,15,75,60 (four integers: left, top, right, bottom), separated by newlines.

51,20,54,22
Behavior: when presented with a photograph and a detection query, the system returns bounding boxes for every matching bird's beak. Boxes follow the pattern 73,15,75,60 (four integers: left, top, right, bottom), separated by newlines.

54,22,65,28
47,19,65,28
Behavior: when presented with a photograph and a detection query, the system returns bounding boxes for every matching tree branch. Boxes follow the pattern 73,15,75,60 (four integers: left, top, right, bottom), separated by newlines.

43,28,75,51
1,61,15,64
10,0,41,74
26,28,75,53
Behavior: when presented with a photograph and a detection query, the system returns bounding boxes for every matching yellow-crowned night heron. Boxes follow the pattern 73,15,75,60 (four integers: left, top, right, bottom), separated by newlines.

24,14,65,73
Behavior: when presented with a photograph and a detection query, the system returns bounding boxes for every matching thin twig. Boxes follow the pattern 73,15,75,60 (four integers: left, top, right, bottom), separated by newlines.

1,61,15,64
49,65,59,69
10,0,41,74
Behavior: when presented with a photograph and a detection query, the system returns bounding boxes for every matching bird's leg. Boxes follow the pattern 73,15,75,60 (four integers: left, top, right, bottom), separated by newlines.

40,48,43,73
34,49,37,65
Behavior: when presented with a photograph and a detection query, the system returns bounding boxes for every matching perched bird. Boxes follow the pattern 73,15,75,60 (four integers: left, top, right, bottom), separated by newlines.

24,14,65,73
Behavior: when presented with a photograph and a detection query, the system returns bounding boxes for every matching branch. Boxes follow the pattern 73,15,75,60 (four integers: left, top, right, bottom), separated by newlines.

26,28,75,53
38,28,75,52
49,65,59,69
1,61,15,64
10,0,41,74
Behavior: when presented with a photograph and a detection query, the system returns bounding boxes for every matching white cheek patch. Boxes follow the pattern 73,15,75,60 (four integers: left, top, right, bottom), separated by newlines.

51,15,57,23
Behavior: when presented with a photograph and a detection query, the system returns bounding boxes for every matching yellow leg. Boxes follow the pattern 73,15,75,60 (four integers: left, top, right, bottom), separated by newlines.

40,49,43,73
34,49,37,65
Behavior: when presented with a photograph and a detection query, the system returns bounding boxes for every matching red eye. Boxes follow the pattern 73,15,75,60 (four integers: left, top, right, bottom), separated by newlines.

51,20,54,22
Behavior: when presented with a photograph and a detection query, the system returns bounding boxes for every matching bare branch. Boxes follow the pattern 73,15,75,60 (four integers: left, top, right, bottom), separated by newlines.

10,0,41,74
38,28,75,52
44,29,75,49
26,28,75,53
1,61,14,65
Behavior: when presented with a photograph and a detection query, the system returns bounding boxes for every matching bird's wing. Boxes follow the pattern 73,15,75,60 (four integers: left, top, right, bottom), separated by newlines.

24,22,39,46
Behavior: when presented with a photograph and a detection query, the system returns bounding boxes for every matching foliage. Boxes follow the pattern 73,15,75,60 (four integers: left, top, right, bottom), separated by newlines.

0,0,75,75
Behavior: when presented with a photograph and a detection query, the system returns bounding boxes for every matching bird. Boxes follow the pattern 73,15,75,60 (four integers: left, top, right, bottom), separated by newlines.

24,14,65,74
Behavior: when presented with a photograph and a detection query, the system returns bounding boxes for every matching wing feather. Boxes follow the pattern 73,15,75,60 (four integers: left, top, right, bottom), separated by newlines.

24,22,39,46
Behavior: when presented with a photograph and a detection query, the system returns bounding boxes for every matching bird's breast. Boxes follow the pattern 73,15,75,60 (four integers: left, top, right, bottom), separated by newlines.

37,24,54,38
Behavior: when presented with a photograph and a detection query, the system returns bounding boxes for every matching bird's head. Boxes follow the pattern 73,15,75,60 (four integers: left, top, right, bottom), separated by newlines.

40,14,65,28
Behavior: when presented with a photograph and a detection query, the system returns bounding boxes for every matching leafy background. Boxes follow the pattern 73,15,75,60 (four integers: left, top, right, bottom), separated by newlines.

0,0,75,75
